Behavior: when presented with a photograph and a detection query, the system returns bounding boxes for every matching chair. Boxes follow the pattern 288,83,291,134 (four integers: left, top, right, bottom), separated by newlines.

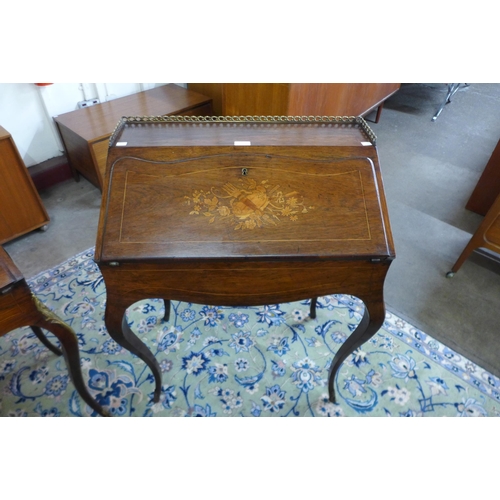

0,246,108,416
432,84,469,121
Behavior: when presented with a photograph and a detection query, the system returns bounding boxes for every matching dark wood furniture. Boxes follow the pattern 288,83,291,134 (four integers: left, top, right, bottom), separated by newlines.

94,116,395,404
188,83,400,122
0,126,50,244
466,138,500,216
54,84,213,191
0,246,107,416
448,191,500,276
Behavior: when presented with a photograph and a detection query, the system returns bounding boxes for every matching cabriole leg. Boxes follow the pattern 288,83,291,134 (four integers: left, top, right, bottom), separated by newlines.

328,295,386,403
30,325,63,356
309,297,318,319
104,296,162,403
33,299,109,417
163,299,171,322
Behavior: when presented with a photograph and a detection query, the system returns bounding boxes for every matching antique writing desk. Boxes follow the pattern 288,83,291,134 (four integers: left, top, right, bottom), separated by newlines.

95,116,395,404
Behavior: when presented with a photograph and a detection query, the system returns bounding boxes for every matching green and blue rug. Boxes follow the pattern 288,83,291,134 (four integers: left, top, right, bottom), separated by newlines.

1,248,498,417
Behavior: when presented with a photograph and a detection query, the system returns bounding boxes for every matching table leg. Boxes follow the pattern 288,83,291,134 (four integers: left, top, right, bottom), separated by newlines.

327,294,386,403
310,297,318,319
163,299,171,322
104,297,162,403
32,298,109,417
30,325,63,356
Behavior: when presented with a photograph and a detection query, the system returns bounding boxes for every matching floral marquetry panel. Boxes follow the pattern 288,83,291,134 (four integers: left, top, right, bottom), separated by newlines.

184,177,315,231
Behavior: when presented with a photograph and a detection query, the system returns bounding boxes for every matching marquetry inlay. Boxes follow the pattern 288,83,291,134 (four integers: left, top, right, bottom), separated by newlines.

184,177,314,230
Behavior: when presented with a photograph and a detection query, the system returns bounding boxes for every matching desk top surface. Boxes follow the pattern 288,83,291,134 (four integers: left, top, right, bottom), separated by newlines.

53,85,212,142
111,119,375,148
96,119,394,263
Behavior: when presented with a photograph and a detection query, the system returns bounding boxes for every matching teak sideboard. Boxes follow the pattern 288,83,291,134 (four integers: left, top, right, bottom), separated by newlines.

188,83,400,122
0,126,50,244
54,84,213,191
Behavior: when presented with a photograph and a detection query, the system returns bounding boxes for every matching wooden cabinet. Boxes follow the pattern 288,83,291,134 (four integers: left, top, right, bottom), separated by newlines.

188,83,400,119
449,190,500,275
466,138,500,215
0,126,50,244
54,84,213,191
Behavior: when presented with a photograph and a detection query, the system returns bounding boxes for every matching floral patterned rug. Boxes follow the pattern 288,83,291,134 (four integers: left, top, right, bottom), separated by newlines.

1,248,499,417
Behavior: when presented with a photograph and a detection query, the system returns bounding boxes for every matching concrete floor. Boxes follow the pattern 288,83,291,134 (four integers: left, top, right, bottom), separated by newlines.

4,83,500,378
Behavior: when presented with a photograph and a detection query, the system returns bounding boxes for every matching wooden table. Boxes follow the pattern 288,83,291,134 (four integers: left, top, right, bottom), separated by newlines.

0,246,107,416
54,84,213,190
94,116,395,404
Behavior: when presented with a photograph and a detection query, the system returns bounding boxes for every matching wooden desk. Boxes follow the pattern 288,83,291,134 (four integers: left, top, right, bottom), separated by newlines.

94,116,395,404
0,246,107,416
54,84,213,190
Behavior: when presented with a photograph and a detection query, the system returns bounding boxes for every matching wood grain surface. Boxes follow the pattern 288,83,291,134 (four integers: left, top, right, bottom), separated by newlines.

0,126,50,244
96,120,393,263
187,83,400,117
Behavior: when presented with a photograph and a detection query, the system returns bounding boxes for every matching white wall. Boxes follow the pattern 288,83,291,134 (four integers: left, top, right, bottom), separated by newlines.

0,83,172,167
